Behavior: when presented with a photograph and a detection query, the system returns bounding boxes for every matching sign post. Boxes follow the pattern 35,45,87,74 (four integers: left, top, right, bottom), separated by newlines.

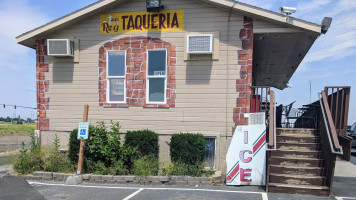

77,104,89,175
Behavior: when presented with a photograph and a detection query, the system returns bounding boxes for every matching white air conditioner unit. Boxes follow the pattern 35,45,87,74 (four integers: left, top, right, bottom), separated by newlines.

47,39,74,57
187,34,213,54
248,112,266,126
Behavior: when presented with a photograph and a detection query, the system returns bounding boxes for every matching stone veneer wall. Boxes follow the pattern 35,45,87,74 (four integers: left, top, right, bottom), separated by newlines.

233,16,253,133
98,36,176,108
36,39,50,130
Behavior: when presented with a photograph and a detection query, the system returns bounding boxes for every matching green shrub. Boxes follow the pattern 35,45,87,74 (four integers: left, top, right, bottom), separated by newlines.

159,162,212,177
68,121,137,174
134,156,158,176
85,121,122,166
13,142,38,174
41,145,74,173
14,135,74,174
68,128,80,163
124,129,159,158
169,133,207,165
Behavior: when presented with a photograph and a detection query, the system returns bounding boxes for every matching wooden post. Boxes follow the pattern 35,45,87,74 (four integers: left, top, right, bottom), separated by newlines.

77,104,89,175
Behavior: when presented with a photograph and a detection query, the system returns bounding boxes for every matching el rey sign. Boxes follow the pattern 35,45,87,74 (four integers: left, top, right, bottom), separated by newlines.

100,10,184,34
226,125,267,186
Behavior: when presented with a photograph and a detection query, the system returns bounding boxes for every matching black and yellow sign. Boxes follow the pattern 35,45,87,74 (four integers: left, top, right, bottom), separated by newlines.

100,10,184,33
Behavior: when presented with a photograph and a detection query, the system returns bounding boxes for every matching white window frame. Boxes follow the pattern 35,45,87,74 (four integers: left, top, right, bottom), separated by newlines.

146,49,167,104
106,50,126,104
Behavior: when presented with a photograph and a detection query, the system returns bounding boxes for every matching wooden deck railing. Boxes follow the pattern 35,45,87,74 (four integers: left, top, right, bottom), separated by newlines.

324,87,351,137
250,86,276,149
320,91,341,151
268,90,275,148
318,90,344,193
250,86,270,114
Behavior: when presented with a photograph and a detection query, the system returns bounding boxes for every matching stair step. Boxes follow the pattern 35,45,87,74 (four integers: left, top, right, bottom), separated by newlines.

277,135,320,143
268,183,330,196
269,165,324,176
269,173,326,186
270,157,324,167
277,142,321,151
277,128,317,136
271,150,322,159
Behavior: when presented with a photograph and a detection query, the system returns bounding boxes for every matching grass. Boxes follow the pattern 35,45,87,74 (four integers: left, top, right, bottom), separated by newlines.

0,122,36,136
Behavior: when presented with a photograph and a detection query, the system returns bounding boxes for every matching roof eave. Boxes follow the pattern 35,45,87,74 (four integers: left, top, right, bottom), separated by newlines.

201,0,322,35
16,0,121,48
16,0,322,49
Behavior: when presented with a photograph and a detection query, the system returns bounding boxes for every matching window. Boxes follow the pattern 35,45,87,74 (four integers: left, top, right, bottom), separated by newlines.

107,51,126,103
147,50,167,104
204,137,216,168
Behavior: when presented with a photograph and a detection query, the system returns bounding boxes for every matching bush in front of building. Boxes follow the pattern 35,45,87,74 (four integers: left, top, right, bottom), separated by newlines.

14,133,74,174
167,132,209,177
68,121,137,174
124,129,159,158
133,155,159,176
169,132,207,165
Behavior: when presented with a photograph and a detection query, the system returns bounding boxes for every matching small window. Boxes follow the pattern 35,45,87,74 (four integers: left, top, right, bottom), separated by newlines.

147,50,167,104
107,51,126,103
204,137,216,168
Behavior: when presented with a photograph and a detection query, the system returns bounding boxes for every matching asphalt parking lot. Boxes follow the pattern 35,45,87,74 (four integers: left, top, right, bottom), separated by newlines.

1,148,356,200
26,181,355,200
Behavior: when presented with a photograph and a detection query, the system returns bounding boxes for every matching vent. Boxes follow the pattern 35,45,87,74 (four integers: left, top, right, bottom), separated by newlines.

248,112,265,126
187,34,213,54
47,39,74,56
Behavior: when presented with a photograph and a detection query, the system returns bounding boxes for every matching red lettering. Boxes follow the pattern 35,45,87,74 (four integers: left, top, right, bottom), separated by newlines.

121,16,128,30
127,15,135,30
151,14,158,29
240,168,252,182
159,14,166,29
239,150,252,163
171,13,179,28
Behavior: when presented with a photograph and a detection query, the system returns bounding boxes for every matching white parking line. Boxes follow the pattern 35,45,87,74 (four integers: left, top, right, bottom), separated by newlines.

262,192,268,200
336,197,356,200
123,188,144,200
29,181,268,199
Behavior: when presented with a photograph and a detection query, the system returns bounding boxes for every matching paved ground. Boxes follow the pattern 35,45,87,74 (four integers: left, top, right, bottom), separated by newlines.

1,147,356,200
0,176,45,200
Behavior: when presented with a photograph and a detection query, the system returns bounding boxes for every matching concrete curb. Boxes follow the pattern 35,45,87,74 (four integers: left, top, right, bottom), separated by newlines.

9,171,224,186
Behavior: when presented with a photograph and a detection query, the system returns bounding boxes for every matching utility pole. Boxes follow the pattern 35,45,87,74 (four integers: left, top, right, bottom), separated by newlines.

309,80,312,103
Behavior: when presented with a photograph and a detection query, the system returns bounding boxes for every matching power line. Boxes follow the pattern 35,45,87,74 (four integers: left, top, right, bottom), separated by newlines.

308,38,356,54
331,17,356,28
316,28,356,43
1,104,36,110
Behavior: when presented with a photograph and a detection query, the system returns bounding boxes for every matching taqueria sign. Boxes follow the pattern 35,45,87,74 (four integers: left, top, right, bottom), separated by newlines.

100,10,184,33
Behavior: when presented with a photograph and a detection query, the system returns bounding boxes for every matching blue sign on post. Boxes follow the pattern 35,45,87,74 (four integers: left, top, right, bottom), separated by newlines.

77,122,89,140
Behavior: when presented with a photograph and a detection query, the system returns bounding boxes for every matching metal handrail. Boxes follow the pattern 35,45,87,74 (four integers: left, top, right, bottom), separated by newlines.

267,90,276,151
318,92,343,155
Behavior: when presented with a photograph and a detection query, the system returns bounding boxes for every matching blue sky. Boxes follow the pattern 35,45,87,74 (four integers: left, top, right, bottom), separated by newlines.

0,0,355,123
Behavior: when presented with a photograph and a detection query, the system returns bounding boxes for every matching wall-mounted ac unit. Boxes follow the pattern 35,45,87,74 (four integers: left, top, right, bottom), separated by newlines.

187,34,213,54
47,39,74,57
248,112,266,126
